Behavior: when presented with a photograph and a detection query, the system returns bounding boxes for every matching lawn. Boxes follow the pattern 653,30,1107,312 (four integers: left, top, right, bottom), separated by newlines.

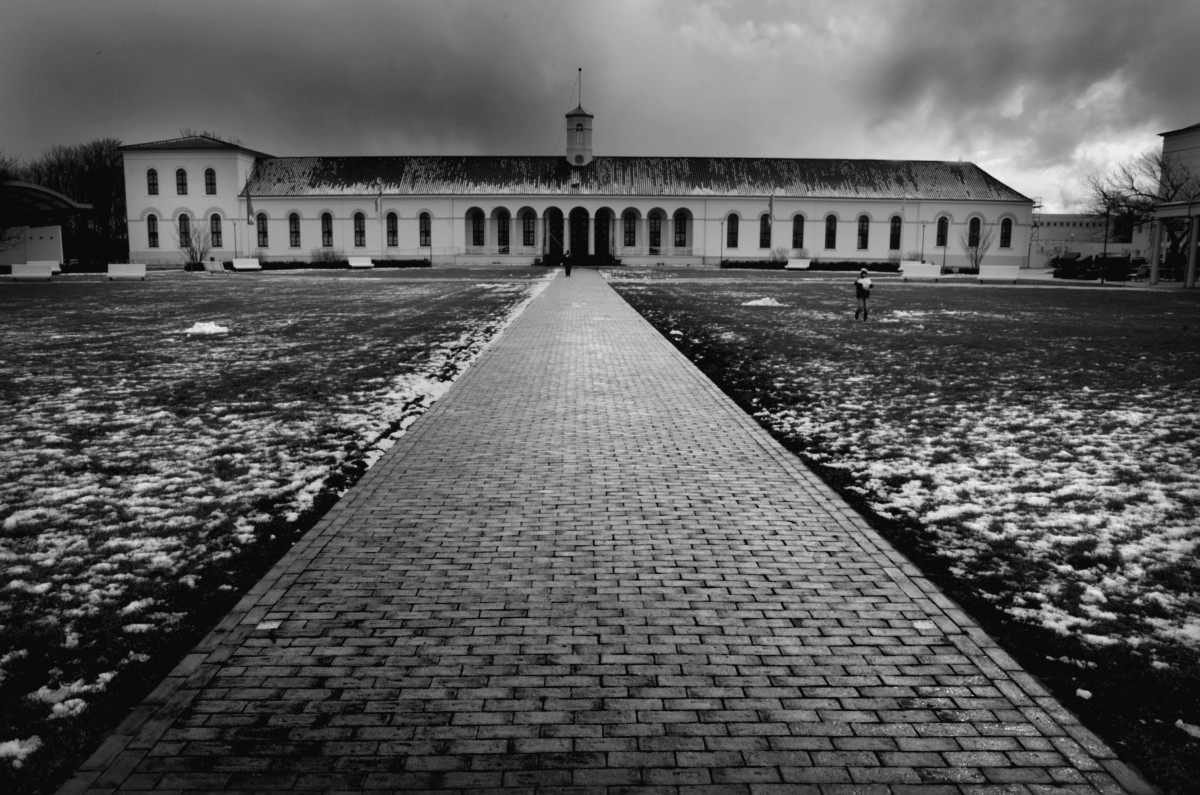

0,269,544,794
610,270,1200,794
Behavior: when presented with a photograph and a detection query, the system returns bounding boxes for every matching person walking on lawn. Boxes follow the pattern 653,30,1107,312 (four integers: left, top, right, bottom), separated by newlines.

854,268,873,320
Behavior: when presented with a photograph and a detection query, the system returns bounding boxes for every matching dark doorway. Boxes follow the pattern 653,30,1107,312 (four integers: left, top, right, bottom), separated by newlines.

569,207,590,257
544,208,564,258
595,209,612,259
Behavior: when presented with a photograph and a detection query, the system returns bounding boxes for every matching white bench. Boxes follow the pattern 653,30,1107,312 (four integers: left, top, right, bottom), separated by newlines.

784,258,810,270
107,263,146,280
29,259,62,274
10,262,54,281
978,264,1023,283
901,261,943,281
231,258,262,271
348,257,375,269
203,261,228,275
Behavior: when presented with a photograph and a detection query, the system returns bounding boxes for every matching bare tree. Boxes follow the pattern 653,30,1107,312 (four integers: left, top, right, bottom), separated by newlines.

174,218,213,271
1084,150,1200,261
21,138,127,262
1,151,26,253
960,223,994,270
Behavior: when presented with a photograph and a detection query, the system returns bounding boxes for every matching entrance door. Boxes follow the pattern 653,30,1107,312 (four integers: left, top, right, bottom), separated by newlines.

544,208,564,258
569,208,590,258
594,210,612,259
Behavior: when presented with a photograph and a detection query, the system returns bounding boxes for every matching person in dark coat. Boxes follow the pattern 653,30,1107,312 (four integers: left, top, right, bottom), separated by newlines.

564,251,573,277
854,268,873,320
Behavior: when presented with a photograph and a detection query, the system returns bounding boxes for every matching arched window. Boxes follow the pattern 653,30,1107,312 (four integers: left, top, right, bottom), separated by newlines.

623,211,637,247
321,212,333,247
726,214,739,249
936,216,949,247
968,217,981,248
354,212,366,247
1000,218,1013,248
469,209,485,247
759,215,771,249
497,211,510,253
889,216,902,251
178,213,190,242
256,213,268,248
522,210,536,247
420,212,431,247
649,211,662,254
673,210,688,248
210,214,222,248
175,169,187,195
147,169,158,196
825,215,837,249
387,212,398,247
289,213,300,247
791,215,804,250
575,123,584,143
147,214,159,248
857,215,870,250
205,168,216,195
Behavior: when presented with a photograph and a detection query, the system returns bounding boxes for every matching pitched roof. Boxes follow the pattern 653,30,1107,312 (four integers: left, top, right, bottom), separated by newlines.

120,135,273,158
241,156,1031,203
1160,121,1200,137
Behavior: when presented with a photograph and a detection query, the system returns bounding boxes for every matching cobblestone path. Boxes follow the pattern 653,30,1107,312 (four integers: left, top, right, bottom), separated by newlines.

61,269,1156,793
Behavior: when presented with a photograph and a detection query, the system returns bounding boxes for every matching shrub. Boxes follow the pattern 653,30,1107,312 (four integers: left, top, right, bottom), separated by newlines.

310,247,345,264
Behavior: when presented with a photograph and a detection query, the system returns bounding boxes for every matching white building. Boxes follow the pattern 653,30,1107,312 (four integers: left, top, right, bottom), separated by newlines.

1149,121,1200,286
1033,213,1150,264
122,106,1035,269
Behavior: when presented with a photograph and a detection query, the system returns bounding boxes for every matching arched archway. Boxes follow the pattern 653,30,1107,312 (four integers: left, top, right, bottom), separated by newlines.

543,208,564,258
594,207,615,259
569,207,589,257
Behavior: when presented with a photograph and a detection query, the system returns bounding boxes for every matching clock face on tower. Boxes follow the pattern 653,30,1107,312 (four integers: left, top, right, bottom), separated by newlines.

575,155,584,164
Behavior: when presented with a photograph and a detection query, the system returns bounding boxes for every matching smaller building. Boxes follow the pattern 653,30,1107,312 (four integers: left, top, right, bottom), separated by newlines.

1148,121,1200,286
1033,213,1149,265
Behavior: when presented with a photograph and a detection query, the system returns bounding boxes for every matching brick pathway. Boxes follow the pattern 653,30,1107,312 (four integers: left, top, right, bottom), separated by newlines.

61,269,1156,794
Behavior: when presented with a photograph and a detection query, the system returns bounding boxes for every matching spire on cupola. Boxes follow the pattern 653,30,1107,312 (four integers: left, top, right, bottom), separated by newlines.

565,68,594,166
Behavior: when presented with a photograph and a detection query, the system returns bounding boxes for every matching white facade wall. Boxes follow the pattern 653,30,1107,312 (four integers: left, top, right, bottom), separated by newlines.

235,194,1031,269
124,148,258,264
123,144,1033,269
1162,125,1200,175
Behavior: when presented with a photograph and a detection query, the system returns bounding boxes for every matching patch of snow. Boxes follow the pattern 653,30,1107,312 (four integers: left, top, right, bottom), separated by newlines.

183,322,230,335
1177,719,1200,740
0,736,42,768
742,297,785,307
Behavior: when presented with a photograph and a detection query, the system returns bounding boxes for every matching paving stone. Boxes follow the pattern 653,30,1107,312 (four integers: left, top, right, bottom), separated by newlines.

58,270,1157,793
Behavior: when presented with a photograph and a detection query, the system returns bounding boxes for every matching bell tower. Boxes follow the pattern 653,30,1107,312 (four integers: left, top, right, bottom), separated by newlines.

565,68,593,166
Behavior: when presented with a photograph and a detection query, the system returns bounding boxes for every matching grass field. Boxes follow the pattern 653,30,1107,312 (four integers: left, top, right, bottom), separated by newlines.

0,269,543,793
610,270,1200,794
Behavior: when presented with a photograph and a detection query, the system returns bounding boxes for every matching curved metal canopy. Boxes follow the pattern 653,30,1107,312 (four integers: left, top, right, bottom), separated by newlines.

1,180,92,226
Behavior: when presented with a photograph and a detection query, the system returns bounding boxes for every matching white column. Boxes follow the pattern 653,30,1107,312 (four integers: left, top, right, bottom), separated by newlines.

1186,214,1198,289
1149,219,1162,285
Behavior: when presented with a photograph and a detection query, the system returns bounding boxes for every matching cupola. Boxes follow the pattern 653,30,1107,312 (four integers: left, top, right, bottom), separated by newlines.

565,104,594,167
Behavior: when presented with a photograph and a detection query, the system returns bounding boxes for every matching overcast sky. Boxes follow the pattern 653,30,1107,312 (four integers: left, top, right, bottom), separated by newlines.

3,0,1198,212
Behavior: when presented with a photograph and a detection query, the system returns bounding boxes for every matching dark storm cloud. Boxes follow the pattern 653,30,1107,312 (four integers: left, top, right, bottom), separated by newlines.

1,0,596,159
3,0,1198,211
861,0,1200,165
